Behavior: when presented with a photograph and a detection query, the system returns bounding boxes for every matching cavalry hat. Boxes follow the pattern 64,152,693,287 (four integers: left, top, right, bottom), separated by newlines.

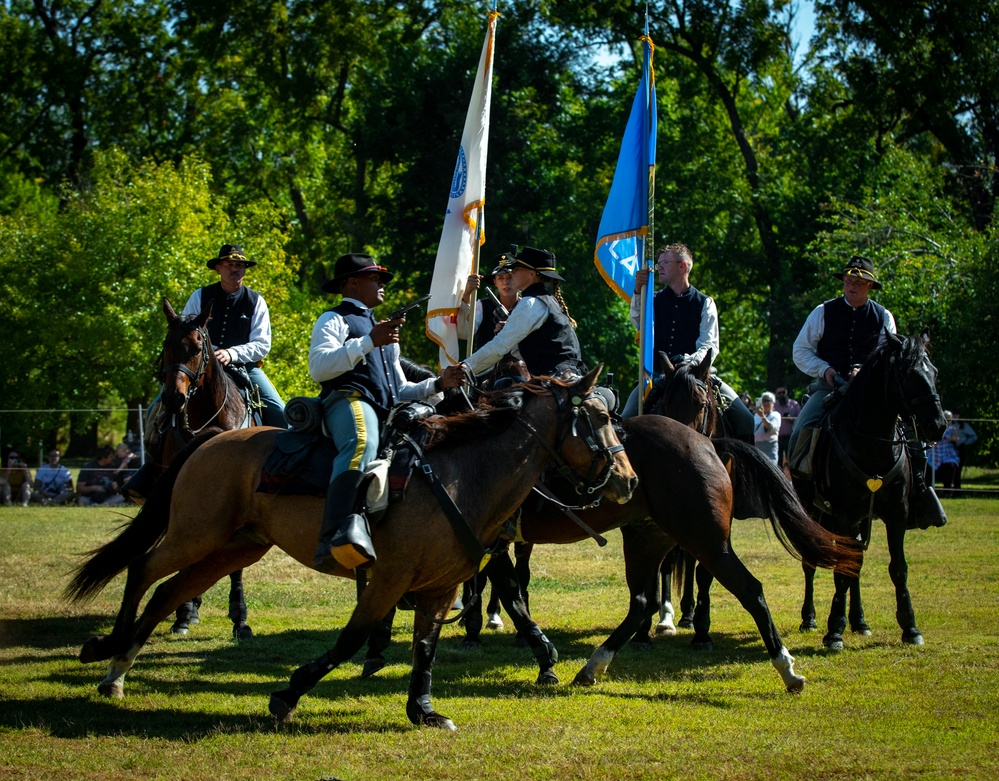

835,255,881,289
488,248,518,278
322,253,394,293
508,246,565,281
207,244,256,269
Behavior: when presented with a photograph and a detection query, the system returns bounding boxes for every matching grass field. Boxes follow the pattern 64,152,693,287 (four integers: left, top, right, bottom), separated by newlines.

1,499,997,780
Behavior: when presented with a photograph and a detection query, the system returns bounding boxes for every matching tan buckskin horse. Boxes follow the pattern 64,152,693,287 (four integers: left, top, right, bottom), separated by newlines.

67,367,636,731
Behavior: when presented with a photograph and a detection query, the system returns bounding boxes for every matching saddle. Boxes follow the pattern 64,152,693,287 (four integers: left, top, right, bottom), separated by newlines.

257,397,439,521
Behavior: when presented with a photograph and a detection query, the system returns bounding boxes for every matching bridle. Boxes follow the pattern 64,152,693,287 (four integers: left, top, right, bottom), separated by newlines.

159,324,232,437
653,366,712,436
517,383,626,499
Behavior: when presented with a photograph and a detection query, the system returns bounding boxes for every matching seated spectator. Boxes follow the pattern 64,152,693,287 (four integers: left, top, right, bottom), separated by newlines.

78,445,126,507
951,411,977,491
112,442,141,492
32,448,76,506
928,412,961,499
1,449,33,507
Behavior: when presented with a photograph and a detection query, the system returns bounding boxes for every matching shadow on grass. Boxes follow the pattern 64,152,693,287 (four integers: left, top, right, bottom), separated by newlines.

2,611,865,741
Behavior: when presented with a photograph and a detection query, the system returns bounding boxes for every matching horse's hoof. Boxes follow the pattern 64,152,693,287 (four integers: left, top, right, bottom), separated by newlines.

460,639,482,651
269,689,299,724
823,635,845,652
852,625,872,637
785,675,806,694
903,630,924,646
80,636,106,664
571,669,596,687
233,623,254,641
536,669,559,686
677,617,694,630
97,681,124,699
690,639,714,651
654,622,677,637
406,697,457,731
170,623,189,636
799,620,818,632
628,639,653,652
486,613,504,630
361,658,386,679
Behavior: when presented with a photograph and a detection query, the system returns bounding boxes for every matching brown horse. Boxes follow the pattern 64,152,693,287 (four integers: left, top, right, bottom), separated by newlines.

373,414,863,693
156,297,258,638
66,367,636,730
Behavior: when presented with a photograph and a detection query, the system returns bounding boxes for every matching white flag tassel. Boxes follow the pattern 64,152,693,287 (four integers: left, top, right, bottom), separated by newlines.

426,10,498,367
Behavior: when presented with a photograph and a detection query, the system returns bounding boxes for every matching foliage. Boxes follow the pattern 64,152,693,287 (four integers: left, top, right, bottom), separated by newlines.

1,500,999,778
0,1,995,462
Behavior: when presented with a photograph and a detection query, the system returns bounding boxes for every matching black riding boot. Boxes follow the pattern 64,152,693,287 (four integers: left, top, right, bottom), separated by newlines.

314,469,375,571
906,444,947,530
122,461,159,505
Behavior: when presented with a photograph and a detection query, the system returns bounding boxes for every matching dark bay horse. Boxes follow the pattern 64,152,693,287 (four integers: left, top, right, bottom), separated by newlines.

157,298,258,639
644,350,724,637
66,368,637,730
370,415,863,693
793,331,947,650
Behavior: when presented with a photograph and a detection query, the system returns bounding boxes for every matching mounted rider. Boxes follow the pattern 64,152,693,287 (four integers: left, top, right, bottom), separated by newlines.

310,253,464,572
788,254,946,529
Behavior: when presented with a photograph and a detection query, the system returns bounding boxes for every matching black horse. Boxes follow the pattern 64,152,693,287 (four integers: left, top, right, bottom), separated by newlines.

793,331,947,650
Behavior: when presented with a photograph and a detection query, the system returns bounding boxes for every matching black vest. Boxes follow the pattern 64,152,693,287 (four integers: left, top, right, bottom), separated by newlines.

474,298,507,351
318,302,395,414
652,285,709,359
817,297,889,376
199,283,259,359
516,284,586,377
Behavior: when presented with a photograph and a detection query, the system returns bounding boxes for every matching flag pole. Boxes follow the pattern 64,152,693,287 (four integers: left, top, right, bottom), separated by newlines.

636,21,655,415
465,214,482,360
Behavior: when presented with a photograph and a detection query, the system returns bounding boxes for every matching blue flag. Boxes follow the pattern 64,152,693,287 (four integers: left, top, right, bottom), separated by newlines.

594,34,657,380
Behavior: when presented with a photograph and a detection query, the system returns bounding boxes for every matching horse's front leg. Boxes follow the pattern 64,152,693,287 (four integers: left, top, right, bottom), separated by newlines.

228,569,253,640
486,548,559,685
847,560,871,635
690,563,715,650
678,552,697,629
460,568,489,648
406,591,458,731
574,524,669,686
823,571,853,651
270,581,399,724
799,562,818,631
885,522,923,645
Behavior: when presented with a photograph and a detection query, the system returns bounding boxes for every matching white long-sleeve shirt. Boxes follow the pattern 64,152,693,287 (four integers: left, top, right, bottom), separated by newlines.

308,297,440,405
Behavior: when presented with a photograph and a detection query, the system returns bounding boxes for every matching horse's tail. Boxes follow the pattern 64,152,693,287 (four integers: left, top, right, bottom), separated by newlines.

713,438,862,576
64,432,219,603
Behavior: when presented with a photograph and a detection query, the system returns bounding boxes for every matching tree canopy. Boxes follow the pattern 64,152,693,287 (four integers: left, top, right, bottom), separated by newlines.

1,0,995,459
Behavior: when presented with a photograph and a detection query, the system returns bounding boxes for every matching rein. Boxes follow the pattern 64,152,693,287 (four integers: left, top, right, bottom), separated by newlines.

160,326,246,437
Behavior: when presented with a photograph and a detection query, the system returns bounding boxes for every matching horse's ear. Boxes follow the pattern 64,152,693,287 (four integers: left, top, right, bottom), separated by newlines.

884,328,902,346
194,300,213,329
657,351,674,374
694,349,713,381
578,363,603,394
163,297,178,323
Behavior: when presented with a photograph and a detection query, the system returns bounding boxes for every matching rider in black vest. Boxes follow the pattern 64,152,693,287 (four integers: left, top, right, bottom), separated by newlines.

310,253,463,571
790,255,946,529
457,246,587,381
621,243,755,442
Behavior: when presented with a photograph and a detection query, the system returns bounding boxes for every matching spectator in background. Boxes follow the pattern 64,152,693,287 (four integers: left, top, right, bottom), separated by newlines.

1,449,33,507
112,442,141,492
773,386,801,469
951,412,977,491
78,445,126,507
32,449,75,506
928,412,961,498
740,392,756,416
753,391,782,464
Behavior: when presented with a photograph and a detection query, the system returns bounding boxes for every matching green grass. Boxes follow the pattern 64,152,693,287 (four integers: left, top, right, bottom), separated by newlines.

2,500,998,780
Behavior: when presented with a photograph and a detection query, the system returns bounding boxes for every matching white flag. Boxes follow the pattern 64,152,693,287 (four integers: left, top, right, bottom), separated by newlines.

425,10,498,367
